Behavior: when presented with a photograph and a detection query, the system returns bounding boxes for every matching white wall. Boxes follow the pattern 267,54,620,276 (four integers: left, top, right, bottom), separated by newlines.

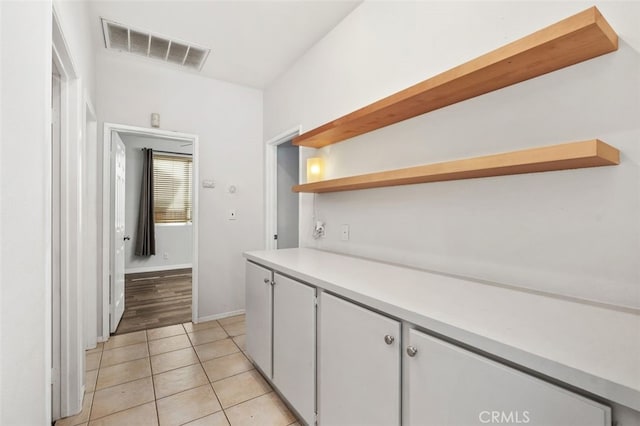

264,1,640,310
120,134,193,273
97,54,263,319
0,2,52,424
53,0,97,101
0,1,97,421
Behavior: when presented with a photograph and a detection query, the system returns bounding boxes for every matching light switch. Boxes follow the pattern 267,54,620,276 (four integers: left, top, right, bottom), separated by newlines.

341,224,350,241
202,180,216,188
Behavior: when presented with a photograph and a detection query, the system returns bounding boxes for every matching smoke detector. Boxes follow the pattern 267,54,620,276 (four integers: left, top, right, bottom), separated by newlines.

101,18,210,71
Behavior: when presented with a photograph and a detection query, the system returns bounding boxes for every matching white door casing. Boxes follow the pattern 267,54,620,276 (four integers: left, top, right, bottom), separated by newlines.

110,132,126,332
51,61,62,422
264,126,300,250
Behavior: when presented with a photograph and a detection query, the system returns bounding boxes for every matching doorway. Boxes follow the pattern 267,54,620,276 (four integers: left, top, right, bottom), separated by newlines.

266,127,301,250
102,124,199,339
276,141,300,249
117,133,194,334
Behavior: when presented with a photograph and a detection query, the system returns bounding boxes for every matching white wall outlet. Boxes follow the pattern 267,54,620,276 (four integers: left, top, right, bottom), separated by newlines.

202,180,216,188
163,252,169,260
341,224,350,241
228,209,237,220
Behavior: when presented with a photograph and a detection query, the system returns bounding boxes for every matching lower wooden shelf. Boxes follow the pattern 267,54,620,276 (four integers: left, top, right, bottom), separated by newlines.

292,139,619,193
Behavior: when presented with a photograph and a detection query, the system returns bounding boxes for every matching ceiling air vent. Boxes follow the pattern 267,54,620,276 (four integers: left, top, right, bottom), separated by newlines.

101,18,210,71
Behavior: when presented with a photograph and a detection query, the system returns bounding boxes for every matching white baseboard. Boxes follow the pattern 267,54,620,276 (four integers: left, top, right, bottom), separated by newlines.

125,263,192,274
197,309,245,323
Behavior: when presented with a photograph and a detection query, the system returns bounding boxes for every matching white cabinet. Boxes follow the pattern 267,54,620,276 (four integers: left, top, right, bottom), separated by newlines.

318,292,401,426
245,257,618,426
246,263,316,424
245,261,272,378
405,328,611,426
273,273,316,425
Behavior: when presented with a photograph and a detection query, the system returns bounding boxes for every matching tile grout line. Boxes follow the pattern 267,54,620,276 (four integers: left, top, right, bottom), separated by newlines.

89,385,156,421
222,390,275,411
86,343,104,423
148,328,162,426
196,320,233,426
208,365,257,389
87,337,155,423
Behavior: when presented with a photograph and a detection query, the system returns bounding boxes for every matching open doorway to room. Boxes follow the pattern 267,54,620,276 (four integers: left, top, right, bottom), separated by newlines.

102,124,199,338
266,127,301,250
117,134,194,334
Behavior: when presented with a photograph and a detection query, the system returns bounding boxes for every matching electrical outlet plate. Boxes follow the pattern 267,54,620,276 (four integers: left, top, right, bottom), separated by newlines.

341,224,350,241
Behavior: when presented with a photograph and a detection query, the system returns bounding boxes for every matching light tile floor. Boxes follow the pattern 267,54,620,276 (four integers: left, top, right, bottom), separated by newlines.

56,315,301,426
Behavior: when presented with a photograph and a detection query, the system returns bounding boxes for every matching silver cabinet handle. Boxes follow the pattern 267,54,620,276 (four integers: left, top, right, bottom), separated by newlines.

406,346,418,357
384,335,394,345
263,278,270,284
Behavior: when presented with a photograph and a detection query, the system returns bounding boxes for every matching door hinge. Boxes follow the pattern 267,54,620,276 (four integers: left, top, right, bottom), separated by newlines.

314,296,318,307
273,234,278,240
315,412,319,424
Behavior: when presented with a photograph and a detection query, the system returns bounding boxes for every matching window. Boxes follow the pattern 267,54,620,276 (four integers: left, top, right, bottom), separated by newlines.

153,154,192,223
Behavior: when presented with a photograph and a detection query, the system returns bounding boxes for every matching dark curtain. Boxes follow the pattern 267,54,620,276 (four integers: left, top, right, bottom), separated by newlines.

135,148,156,256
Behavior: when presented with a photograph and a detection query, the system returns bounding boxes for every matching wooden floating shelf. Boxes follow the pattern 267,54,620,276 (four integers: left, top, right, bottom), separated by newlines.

293,7,618,149
293,140,619,193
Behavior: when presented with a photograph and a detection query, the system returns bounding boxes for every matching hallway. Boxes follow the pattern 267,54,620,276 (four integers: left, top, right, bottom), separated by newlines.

57,315,300,426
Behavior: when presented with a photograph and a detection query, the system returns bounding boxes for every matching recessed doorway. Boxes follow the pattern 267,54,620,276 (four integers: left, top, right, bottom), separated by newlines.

265,126,301,250
102,124,199,339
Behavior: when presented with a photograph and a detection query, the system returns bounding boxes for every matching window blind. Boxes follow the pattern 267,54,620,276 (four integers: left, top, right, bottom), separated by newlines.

153,154,192,223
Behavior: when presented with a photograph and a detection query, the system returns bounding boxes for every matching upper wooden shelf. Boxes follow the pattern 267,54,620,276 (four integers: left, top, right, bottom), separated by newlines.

292,140,620,193
292,6,618,149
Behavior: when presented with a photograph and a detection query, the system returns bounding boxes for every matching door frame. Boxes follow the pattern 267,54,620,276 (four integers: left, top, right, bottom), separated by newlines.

264,126,301,250
53,6,85,420
82,92,98,350
101,123,200,339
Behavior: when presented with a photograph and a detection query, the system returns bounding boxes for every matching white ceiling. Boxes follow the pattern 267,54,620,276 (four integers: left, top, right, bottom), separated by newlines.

89,0,361,88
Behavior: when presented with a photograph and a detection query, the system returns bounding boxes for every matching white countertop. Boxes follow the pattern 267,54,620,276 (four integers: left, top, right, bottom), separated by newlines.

244,248,640,410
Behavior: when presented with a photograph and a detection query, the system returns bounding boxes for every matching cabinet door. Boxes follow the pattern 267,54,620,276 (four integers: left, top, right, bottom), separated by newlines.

273,273,316,425
319,292,401,426
406,329,611,426
245,261,272,378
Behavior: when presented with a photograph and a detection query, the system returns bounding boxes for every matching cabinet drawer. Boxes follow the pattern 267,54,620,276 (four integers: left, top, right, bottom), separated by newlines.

406,329,611,426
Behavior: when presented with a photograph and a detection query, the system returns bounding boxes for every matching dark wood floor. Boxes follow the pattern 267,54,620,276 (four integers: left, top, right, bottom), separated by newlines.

114,268,192,335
